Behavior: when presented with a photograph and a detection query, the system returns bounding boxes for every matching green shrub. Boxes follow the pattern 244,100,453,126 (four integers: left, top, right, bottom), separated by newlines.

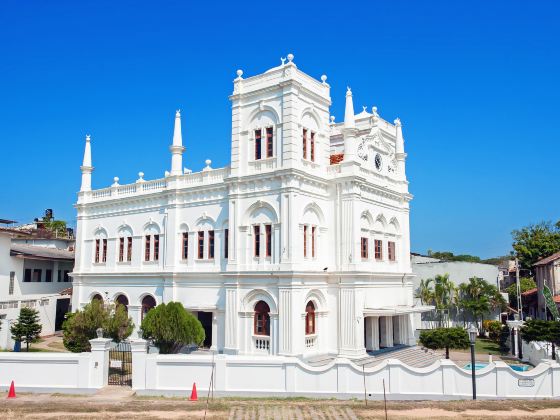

141,302,205,354
419,327,470,359
62,299,134,352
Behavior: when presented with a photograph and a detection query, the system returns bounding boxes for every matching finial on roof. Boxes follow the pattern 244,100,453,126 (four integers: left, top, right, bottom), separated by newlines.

362,106,367,112
372,106,379,117
287,53,294,62
203,159,212,172
321,75,327,85
281,57,286,65
112,177,119,187
136,172,145,183
175,109,181,118
330,116,335,124
344,87,355,129
394,117,402,127
235,69,243,80
85,134,91,142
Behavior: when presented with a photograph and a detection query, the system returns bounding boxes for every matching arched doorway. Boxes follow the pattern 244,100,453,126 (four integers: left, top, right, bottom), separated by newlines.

115,294,129,312
141,295,156,321
253,300,270,336
305,301,316,335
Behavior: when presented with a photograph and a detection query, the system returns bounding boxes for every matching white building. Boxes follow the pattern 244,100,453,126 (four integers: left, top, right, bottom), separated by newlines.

71,55,430,358
0,227,74,350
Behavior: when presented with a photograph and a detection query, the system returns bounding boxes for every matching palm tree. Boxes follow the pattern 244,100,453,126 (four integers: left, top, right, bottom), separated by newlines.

424,274,455,328
416,279,434,306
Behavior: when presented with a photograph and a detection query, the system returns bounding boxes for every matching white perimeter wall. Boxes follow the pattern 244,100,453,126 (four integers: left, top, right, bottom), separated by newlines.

0,338,111,393
131,345,560,400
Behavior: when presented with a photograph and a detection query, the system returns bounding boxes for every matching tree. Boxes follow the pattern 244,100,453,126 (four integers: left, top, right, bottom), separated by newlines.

419,327,470,359
459,277,506,332
141,302,205,354
62,299,134,352
506,277,537,309
426,250,481,263
415,274,456,327
11,307,42,351
520,319,560,360
512,220,560,269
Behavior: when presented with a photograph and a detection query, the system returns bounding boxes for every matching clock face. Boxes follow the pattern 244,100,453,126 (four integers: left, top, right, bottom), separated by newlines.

374,153,382,171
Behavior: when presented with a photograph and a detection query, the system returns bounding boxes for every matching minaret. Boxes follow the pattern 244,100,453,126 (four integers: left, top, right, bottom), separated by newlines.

342,87,357,160
170,110,185,176
394,118,407,180
80,134,93,192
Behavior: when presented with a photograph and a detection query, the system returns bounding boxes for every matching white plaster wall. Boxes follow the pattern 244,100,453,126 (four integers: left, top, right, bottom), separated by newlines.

133,353,560,399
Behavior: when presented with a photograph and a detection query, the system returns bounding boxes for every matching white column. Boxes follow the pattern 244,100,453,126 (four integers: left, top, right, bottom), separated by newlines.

88,337,111,388
279,289,292,355
365,316,380,351
224,288,238,354
128,305,142,334
211,311,218,351
271,313,279,355
379,316,393,348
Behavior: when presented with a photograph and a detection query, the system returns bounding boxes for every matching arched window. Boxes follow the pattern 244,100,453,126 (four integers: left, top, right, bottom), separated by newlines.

141,295,156,320
115,294,129,313
92,294,103,303
253,300,270,336
305,301,316,335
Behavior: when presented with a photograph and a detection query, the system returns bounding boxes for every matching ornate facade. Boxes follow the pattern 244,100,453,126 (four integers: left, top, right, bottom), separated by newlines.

71,55,429,357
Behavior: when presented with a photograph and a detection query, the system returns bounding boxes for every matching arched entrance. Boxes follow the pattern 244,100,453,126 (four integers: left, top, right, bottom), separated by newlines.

141,295,156,321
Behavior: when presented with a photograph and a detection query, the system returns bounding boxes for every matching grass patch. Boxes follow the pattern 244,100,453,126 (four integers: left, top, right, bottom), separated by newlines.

454,338,506,356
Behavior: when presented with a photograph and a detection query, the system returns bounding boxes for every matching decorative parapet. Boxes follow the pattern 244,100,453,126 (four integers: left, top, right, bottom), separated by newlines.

84,167,231,203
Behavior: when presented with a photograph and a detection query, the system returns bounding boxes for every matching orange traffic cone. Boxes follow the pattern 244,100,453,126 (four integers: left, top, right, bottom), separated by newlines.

7,381,16,399
189,382,198,401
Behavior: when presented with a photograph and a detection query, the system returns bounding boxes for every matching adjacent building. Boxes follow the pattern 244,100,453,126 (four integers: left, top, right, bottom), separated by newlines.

71,55,431,358
0,223,74,350
411,253,502,328
534,251,560,319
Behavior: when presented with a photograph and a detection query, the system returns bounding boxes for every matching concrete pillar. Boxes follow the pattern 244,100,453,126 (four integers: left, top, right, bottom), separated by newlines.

130,338,148,390
89,337,111,388
279,289,293,355
224,288,238,354
365,316,380,351
379,316,393,348
211,311,218,351
128,305,142,334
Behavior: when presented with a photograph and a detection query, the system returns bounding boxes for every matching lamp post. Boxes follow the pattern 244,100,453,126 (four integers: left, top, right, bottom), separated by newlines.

468,326,477,400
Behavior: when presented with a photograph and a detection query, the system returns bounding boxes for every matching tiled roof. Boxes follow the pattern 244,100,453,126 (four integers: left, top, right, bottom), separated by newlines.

10,244,74,261
59,287,73,296
330,153,344,165
534,251,560,266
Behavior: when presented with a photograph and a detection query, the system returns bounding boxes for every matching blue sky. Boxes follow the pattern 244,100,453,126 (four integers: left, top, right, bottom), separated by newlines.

0,0,558,258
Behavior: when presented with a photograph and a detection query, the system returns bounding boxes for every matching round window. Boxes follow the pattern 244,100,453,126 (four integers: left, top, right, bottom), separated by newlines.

374,153,382,171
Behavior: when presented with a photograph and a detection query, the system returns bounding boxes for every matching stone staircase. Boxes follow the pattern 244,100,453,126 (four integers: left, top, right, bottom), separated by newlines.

305,346,443,368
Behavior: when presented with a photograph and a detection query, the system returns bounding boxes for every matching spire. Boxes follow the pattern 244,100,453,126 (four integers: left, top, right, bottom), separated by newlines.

394,118,407,180
344,87,355,129
80,135,93,192
170,110,185,176
342,87,358,160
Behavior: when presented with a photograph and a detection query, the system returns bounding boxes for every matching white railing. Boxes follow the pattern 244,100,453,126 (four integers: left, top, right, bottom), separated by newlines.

249,158,275,173
141,179,167,191
91,188,112,199
253,336,271,353
305,334,317,349
117,184,137,195
87,167,230,203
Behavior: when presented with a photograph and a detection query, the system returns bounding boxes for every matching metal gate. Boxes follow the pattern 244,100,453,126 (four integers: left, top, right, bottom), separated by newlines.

108,341,132,386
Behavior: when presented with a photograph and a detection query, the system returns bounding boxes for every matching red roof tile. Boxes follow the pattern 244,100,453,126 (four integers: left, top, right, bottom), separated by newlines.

330,153,344,165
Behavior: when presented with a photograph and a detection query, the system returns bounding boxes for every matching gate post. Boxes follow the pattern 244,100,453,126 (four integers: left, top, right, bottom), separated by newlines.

89,337,112,388
131,338,149,390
